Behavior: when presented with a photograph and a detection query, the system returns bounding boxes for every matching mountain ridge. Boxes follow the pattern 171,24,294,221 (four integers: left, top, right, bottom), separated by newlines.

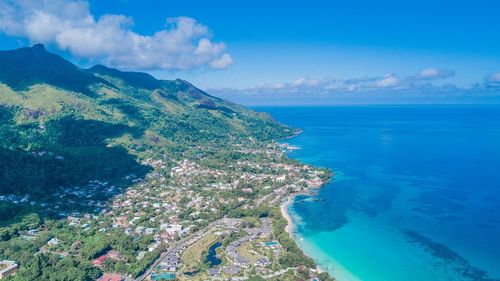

0,44,291,196
0,44,108,94
0,44,335,281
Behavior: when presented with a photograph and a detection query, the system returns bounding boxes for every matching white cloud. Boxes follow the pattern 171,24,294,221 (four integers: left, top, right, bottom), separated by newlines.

292,77,321,87
210,53,233,69
414,68,455,80
490,73,500,82
208,69,500,105
250,82,286,90
245,77,343,95
375,74,400,88
485,73,500,87
209,68,500,102
420,68,440,77
0,0,232,70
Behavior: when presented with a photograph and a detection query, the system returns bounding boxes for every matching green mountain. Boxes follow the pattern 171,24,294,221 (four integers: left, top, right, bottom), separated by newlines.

0,45,333,281
0,44,291,198
0,44,106,94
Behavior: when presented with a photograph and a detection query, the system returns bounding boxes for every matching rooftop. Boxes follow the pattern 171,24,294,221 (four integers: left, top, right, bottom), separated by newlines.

0,260,18,273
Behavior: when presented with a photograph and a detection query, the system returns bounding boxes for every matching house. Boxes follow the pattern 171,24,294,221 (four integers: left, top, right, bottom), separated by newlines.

113,216,129,228
255,257,271,268
160,255,179,271
94,250,122,266
233,256,249,268
160,224,182,236
145,228,155,235
97,273,126,281
107,250,121,260
71,240,82,250
207,268,220,277
47,238,60,246
276,175,286,182
148,241,161,252
67,216,80,225
0,260,18,279
93,255,108,267
136,251,146,261
221,266,240,275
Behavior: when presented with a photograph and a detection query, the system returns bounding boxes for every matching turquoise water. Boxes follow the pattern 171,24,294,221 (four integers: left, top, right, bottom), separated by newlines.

256,106,500,281
263,241,280,247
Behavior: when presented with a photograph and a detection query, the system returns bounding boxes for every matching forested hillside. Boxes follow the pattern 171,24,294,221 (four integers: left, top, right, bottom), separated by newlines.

0,44,291,198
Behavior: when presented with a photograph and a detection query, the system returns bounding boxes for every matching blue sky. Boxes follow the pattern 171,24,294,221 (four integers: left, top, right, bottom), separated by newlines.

1,0,499,104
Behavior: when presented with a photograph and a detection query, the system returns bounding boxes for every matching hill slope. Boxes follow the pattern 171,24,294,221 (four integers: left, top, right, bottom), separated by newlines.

0,45,336,281
0,44,292,196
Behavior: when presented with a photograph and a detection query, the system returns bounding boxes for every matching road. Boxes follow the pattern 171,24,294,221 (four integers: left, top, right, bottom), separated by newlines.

135,218,296,281
134,219,225,281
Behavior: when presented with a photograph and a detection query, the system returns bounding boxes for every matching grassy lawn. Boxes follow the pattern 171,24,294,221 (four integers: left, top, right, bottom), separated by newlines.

177,273,210,281
180,233,219,272
237,242,264,264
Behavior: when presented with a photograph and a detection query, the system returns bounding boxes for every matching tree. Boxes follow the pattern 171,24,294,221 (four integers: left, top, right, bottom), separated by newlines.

318,272,336,281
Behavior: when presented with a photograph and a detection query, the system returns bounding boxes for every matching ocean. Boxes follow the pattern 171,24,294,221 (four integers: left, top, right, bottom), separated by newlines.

255,106,500,281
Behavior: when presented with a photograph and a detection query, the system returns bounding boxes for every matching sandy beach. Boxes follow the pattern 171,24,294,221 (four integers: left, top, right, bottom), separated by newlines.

280,195,296,234
280,184,325,234
280,192,360,280
281,193,332,276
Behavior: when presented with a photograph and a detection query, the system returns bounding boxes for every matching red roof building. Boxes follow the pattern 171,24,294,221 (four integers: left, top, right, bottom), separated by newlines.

93,250,122,267
93,255,108,267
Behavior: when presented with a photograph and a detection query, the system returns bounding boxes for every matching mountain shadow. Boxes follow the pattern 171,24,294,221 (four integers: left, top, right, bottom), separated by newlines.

0,109,151,221
0,44,106,95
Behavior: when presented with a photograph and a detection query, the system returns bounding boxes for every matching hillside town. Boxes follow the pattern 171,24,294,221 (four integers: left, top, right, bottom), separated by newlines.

0,141,332,281
0,39,337,281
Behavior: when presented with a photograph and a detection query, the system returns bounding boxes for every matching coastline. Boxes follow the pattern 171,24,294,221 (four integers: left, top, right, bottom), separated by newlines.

266,106,500,281
280,189,318,234
277,129,336,279
279,176,368,281
280,189,327,274
280,194,297,234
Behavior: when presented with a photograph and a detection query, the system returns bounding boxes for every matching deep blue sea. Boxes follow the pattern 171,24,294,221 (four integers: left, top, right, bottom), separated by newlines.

255,106,500,281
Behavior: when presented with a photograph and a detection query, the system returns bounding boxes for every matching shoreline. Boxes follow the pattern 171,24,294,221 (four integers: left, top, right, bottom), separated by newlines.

278,129,333,278
280,190,327,274
280,184,367,281
280,194,297,234
279,170,331,275
280,189,316,234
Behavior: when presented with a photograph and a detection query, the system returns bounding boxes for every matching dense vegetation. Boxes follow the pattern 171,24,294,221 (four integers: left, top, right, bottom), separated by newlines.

0,45,300,280
0,44,291,198
0,44,105,94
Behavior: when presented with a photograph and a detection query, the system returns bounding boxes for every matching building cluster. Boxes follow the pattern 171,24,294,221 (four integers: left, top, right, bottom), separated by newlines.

0,260,18,279
1,142,329,280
